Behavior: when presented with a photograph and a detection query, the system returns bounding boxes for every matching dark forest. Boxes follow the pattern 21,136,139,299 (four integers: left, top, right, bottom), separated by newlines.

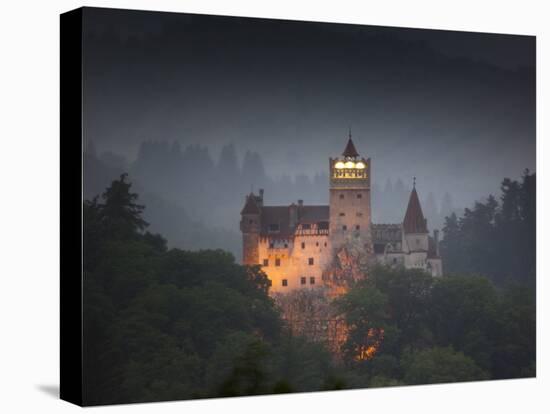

82,172,535,405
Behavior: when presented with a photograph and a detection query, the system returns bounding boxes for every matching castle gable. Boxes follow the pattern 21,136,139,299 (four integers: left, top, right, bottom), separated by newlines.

259,205,329,238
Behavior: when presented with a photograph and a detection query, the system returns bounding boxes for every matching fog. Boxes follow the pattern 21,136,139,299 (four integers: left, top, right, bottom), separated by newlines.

81,8,535,259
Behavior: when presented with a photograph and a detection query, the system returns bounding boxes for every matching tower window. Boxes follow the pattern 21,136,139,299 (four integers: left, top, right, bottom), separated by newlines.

263,259,269,266
268,223,280,233
308,257,314,265
275,258,281,266
342,225,347,231
339,212,345,217
357,194,362,199
301,242,305,249
310,277,315,285
339,194,345,199
301,277,306,285
302,223,311,230
282,279,288,287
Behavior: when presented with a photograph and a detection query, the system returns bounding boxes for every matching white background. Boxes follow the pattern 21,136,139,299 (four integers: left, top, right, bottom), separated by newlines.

0,0,548,412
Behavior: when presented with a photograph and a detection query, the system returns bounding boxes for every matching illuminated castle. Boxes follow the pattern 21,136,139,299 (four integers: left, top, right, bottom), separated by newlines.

240,134,442,292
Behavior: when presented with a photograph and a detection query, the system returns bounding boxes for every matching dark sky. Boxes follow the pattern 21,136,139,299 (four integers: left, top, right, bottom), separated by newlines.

82,7,535,207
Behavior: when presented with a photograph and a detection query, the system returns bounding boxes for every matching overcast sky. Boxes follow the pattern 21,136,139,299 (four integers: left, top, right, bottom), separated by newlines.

82,7,535,207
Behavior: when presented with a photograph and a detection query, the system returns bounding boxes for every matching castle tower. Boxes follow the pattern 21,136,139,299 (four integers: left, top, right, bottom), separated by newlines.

240,191,262,265
329,132,372,254
402,180,429,253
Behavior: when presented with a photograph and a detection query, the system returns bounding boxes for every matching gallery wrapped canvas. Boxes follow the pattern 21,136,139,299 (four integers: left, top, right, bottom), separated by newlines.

60,7,536,406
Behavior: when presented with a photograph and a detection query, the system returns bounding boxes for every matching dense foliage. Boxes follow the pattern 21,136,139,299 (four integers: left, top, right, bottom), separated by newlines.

335,266,535,387
440,170,535,287
83,174,343,405
83,173,535,405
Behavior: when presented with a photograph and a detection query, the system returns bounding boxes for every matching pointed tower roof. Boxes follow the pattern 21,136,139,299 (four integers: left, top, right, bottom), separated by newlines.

403,183,428,234
342,138,360,158
241,193,260,215
342,129,360,158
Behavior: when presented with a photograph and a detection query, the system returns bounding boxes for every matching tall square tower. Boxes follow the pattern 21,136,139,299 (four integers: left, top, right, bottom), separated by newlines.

329,134,372,253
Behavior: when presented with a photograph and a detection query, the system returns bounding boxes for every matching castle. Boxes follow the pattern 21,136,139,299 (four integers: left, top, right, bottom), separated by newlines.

240,135,442,293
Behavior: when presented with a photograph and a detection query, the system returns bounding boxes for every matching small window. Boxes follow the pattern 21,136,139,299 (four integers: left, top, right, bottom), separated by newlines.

342,225,347,231
269,242,274,249
275,258,281,267
308,257,314,265
301,277,306,285
263,259,269,266
339,212,345,217
268,279,272,286
356,225,360,230
393,258,397,264
302,223,311,230
339,194,345,199
356,212,363,217
316,242,319,247
268,223,280,232
310,277,315,285
249,219,253,224
324,242,327,247
282,279,288,287
357,194,362,199
284,243,288,248
301,242,305,249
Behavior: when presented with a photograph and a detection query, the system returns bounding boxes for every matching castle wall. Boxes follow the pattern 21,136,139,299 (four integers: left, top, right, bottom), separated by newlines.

259,234,332,292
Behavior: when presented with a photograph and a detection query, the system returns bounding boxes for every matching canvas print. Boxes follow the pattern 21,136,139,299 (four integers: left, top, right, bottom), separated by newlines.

63,6,536,406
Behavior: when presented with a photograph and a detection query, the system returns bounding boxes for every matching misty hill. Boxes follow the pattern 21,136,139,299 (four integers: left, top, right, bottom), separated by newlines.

83,9,535,212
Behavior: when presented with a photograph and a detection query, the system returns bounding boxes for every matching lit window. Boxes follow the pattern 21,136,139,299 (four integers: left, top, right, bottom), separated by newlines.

275,258,281,266
310,277,315,285
308,258,314,265
301,277,306,285
263,259,269,266
282,279,288,287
